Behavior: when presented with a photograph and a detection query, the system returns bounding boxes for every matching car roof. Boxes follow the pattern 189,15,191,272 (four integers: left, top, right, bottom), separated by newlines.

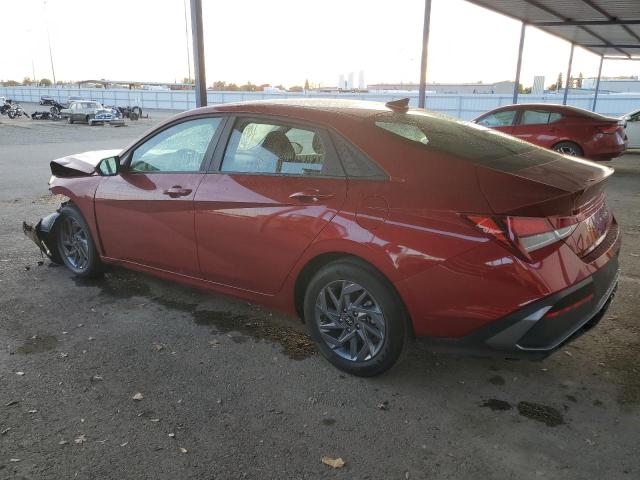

190,98,395,121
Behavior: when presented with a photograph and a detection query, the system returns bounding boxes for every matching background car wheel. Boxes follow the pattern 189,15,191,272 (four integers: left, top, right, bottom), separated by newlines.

56,205,103,278
304,259,409,377
8,110,15,119
67,116,73,124
552,141,583,157
50,106,59,115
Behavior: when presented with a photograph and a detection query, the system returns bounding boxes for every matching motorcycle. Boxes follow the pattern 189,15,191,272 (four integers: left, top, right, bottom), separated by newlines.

6,102,29,119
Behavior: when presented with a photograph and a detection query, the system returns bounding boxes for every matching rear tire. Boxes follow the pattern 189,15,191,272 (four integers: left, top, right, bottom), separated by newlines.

552,141,583,157
56,205,103,278
304,259,408,377
67,116,73,124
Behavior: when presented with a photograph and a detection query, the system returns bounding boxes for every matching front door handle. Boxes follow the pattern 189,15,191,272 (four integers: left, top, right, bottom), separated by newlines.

289,189,334,203
162,185,192,198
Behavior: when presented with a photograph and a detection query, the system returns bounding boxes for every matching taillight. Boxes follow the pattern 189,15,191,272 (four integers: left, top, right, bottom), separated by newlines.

465,215,578,261
599,124,619,134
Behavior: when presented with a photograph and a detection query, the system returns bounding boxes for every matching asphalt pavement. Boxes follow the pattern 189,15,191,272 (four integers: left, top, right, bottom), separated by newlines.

1,112,639,480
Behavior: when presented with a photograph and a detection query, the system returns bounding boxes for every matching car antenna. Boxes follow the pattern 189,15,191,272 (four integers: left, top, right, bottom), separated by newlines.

385,98,410,113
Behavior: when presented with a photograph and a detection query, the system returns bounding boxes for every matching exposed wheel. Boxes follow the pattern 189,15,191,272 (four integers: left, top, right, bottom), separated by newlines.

8,110,15,119
67,116,74,124
50,106,59,115
56,205,103,278
304,259,408,376
552,141,583,157
129,111,139,121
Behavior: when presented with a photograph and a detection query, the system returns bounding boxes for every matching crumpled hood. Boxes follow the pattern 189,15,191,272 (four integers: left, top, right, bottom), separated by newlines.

51,149,121,176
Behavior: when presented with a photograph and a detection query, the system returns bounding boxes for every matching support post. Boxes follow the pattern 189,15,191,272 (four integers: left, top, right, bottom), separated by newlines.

513,22,526,104
592,55,604,112
190,0,207,107
418,0,432,109
563,43,574,105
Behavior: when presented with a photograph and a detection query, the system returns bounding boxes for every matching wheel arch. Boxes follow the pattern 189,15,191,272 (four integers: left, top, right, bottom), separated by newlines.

293,251,415,337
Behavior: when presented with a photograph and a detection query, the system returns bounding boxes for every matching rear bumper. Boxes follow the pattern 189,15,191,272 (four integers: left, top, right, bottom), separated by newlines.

418,255,619,358
482,255,619,354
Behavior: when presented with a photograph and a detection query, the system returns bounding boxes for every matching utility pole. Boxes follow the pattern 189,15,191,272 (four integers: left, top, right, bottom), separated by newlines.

43,0,57,85
190,0,206,107
418,0,432,109
183,0,192,83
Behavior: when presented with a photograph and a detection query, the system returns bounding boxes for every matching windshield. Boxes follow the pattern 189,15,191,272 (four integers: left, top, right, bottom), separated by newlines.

373,110,554,172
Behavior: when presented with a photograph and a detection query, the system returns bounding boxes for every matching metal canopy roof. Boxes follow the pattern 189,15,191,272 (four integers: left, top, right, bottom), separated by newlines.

466,0,640,58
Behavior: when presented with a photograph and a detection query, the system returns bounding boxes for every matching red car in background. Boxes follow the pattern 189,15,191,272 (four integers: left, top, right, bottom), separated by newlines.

473,104,627,160
26,99,621,376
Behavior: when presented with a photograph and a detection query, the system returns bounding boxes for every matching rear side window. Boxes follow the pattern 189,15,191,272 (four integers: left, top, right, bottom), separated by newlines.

476,110,516,127
372,110,547,172
521,110,562,125
221,119,342,177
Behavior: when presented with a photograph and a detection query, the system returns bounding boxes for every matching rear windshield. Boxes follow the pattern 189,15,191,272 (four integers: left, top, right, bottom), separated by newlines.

374,110,552,171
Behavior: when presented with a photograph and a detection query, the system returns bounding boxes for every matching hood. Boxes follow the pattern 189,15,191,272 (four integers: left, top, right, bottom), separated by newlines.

476,149,614,216
50,149,121,177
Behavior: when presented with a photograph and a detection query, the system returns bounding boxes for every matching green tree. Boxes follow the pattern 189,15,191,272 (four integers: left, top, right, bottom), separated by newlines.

181,77,194,84
40,78,52,86
22,76,32,85
240,82,256,92
225,83,240,91
3,80,20,86
212,80,226,90
577,72,583,88
556,72,563,90
304,79,310,90
288,85,303,92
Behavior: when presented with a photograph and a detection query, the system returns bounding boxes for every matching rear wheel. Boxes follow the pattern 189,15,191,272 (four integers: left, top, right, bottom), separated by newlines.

56,205,103,278
304,259,408,376
67,116,74,124
552,141,583,157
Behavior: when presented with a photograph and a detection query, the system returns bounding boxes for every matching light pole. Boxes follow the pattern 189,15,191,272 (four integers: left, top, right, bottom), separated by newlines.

43,0,57,85
183,0,192,83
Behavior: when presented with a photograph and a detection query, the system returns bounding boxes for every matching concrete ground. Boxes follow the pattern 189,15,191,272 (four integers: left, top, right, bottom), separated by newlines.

0,113,639,480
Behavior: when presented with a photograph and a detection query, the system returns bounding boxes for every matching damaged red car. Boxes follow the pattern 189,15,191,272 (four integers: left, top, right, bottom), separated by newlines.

25,99,621,376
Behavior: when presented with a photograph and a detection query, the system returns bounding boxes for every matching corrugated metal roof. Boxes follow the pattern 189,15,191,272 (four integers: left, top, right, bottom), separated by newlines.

465,0,640,57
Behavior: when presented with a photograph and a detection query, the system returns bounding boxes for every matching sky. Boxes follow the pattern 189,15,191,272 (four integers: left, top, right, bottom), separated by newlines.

1,0,638,88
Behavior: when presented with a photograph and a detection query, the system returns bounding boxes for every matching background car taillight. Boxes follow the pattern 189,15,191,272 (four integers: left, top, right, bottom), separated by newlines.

465,215,578,261
599,124,620,134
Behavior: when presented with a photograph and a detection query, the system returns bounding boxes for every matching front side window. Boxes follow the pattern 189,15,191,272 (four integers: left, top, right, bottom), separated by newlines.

477,110,516,127
130,117,221,173
521,110,562,125
221,119,340,176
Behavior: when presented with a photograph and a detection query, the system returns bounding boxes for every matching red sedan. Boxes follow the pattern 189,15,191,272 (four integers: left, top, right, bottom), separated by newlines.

26,99,620,376
473,103,627,160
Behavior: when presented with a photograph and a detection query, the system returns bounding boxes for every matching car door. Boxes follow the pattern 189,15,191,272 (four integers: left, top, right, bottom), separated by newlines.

511,109,562,148
94,115,225,276
475,109,517,135
194,116,347,294
625,110,640,148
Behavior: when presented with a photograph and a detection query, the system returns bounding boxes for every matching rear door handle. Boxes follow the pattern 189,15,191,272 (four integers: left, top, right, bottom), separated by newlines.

162,185,192,198
289,189,334,203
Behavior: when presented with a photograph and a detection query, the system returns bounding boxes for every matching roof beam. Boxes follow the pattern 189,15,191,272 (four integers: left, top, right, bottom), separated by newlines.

533,19,640,26
583,44,640,49
580,0,640,45
519,0,632,58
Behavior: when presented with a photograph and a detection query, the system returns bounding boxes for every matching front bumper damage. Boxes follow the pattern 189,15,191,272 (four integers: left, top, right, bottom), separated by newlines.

23,211,62,262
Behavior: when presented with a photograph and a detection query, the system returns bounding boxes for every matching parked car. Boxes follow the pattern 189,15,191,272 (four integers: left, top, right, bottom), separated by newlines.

473,104,627,160
40,95,56,105
621,108,640,148
60,101,122,126
24,99,620,376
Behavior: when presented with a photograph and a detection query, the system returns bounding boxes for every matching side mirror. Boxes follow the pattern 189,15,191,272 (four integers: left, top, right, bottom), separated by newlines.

97,156,120,176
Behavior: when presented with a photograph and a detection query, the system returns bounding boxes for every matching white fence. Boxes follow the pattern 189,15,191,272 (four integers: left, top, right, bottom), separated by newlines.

2,86,639,120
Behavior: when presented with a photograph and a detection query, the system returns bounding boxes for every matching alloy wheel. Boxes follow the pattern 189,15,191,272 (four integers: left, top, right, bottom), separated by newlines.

315,280,386,362
555,145,579,156
60,216,90,271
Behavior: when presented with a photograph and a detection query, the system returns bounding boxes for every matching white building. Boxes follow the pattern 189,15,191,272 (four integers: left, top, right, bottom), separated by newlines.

581,77,640,93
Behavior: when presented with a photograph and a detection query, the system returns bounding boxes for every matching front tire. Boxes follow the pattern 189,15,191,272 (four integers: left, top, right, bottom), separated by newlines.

304,259,408,376
56,205,103,278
